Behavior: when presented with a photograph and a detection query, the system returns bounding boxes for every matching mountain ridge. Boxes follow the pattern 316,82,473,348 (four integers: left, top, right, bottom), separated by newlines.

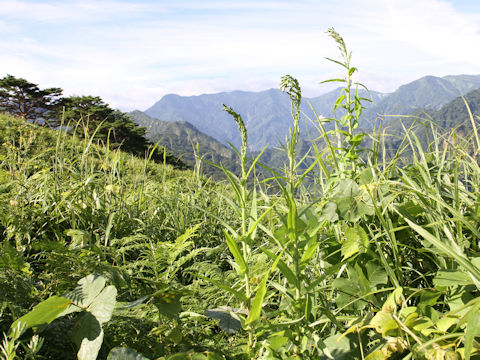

143,74,480,152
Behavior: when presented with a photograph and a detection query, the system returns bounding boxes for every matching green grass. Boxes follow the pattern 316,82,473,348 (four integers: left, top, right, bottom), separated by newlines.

1,30,480,360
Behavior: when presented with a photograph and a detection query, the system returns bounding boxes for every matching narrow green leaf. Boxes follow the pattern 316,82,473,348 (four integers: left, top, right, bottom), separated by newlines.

464,311,480,360
404,218,480,286
245,249,284,325
197,275,248,303
260,247,297,287
224,231,247,275
244,272,267,326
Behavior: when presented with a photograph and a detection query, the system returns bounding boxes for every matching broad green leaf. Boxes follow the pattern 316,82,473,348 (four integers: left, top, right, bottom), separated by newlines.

10,296,71,339
436,316,458,332
224,231,247,275
88,285,117,324
72,312,103,360
332,179,374,222
107,347,150,360
341,226,369,260
365,350,386,360
434,270,473,288
319,201,338,223
64,274,107,309
152,289,186,319
320,332,362,360
418,289,442,313
268,333,289,351
167,326,183,344
382,287,403,311
205,306,241,334
370,310,397,337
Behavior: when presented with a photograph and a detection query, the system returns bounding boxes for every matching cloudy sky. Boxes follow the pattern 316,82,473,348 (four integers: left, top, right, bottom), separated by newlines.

1,0,479,111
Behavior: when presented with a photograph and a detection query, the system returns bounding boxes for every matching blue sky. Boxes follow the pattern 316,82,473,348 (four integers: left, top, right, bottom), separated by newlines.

1,0,479,111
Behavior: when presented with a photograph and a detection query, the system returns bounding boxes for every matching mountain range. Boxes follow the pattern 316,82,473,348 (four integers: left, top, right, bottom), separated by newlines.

129,74,480,174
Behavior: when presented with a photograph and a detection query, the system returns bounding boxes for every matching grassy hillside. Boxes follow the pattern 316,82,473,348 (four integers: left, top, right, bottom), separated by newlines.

0,113,239,359
2,33,480,359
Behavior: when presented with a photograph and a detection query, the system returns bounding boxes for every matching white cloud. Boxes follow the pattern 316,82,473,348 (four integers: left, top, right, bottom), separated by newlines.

0,0,479,110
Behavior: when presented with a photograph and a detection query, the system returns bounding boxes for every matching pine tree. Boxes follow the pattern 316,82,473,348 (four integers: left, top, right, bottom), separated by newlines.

0,74,62,124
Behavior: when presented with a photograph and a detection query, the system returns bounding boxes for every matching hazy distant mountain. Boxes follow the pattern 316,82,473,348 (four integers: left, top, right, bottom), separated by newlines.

363,74,480,124
144,74,480,151
144,88,383,151
128,110,240,177
252,87,480,172
381,87,480,148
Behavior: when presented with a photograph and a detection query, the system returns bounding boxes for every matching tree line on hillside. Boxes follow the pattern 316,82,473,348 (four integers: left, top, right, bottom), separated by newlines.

0,74,185,167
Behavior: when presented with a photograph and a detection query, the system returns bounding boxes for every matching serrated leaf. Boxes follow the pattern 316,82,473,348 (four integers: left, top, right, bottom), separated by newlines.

107,347,150,360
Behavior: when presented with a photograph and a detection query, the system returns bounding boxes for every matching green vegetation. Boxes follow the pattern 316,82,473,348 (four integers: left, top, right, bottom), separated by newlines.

0,75,183,168
2,29,480,360
128,110,240,178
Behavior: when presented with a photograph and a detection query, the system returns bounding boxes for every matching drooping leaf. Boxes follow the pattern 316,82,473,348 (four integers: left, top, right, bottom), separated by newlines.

464,309,480,360
107,347,150,360
205,306,241,334
370,310,398,337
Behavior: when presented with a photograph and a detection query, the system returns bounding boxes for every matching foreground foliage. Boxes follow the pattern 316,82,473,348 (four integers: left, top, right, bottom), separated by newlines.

1,29,480,359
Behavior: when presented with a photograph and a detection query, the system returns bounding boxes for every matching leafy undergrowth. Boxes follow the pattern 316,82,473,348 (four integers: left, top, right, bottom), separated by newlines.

2,29,480,360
